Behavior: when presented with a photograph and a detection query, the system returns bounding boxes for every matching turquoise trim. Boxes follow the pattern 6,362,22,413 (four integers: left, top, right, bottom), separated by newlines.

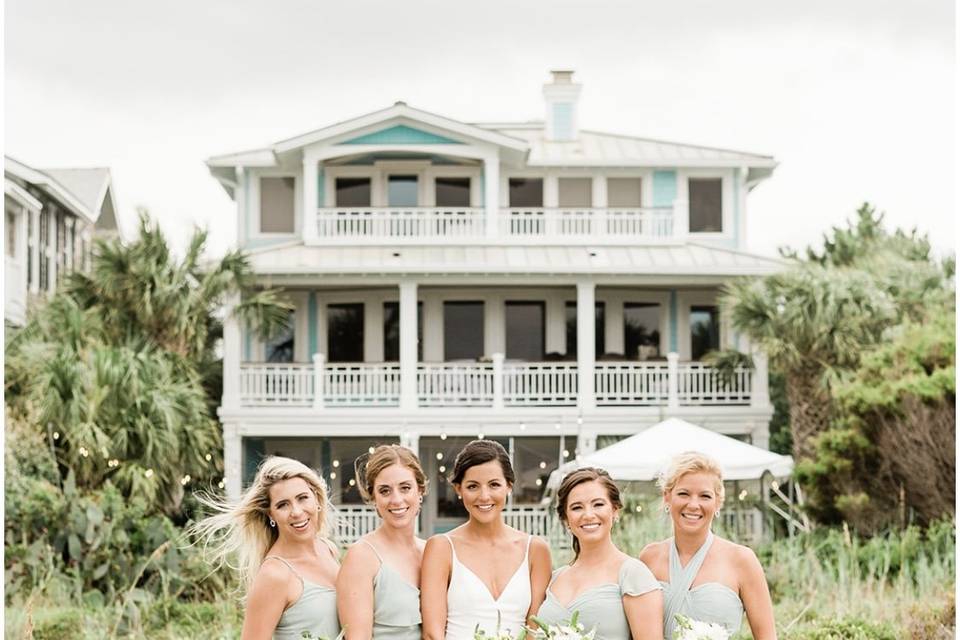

244,328,252,362
343,153,464,165
669,289,678,353
308,292,318,356
342,125,462,145
653,170,677,207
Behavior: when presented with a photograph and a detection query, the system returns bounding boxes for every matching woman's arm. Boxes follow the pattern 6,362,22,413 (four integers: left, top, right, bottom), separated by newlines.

420,535,452,640
336,542,379,640
525,537,553,626
623,590,664,640
737,546,777,640
241,560,293,640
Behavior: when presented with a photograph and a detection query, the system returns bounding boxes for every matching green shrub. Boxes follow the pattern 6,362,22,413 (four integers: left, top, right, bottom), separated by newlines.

783,617,898,640
31,607,85,640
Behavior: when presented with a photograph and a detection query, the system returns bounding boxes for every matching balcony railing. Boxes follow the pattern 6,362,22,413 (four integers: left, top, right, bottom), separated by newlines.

308,205,678,243
236,356,756,409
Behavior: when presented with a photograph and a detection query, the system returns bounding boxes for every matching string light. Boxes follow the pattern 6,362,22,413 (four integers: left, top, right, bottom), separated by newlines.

53,431,60,440
78,447,89,458
205,453,212,462
738,489,748,501
635,505,643,512
145,469,154,478
368,447,375,454
330,472,337,480
771,480,779,491
440,433,447,440
439,465,446,473
477,433,484,440
180,475,191,486
332,460,340,468
539,461,547,469
348,479,356,487
535,478,542,486
436,452,443,460
218,481,225,489
562,449,570,458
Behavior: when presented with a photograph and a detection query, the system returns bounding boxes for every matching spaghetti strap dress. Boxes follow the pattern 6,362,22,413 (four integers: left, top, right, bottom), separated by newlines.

262,556,341,640
357,539,421,640
659,533,744,638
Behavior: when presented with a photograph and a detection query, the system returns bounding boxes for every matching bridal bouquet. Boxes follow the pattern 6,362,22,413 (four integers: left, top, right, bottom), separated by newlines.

528,612,597,640
672,614,730,640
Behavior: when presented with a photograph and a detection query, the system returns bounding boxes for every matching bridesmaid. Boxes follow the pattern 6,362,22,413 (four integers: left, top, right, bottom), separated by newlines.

191,456,341,640
639,452,776,639
337,444,427,639
536,467,662,639
421,439,553,640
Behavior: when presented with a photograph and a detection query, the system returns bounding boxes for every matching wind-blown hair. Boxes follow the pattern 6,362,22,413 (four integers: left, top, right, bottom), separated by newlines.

188,456,334,593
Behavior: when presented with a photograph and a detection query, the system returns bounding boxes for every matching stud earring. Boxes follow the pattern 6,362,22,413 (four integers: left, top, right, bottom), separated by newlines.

269,517,276,527
663,505,670,514
419,495,424,504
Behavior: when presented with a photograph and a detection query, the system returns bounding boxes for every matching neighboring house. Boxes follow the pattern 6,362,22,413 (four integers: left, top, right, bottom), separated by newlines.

4,156,119,326
207,71,782,536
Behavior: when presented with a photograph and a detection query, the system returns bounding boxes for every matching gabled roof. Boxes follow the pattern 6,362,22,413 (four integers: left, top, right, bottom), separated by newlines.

43,167,120,233
476,123,777,169
4,156,96,223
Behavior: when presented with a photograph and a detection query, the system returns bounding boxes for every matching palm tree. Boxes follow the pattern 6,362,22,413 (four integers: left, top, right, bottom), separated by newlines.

5,213,291,514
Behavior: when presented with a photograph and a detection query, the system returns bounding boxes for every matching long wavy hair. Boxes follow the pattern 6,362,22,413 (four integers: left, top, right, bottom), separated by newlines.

189,456,335,593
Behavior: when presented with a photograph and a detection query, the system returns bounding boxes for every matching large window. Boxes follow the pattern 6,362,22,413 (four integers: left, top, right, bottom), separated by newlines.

505,301,545,361
388,175,418,207
689,178,722,233
6,209,16,258
435,177,470,207
690,305,720,360
335,178,371,207
558,178,591,208
624,303,661,360
55,211,66,282
39,208,50,291
444,301,484,360
260,177,296,233
565,301,605,357
383,301,423,361
328,303,364,362
265,309,295,363
607,178,642,207
508,178,543,207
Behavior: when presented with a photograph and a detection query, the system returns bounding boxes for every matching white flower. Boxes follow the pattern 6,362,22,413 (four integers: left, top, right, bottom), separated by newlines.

673,614,730,640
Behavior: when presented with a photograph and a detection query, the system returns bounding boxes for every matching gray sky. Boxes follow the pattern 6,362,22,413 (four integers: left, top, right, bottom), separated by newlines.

5,0,955,258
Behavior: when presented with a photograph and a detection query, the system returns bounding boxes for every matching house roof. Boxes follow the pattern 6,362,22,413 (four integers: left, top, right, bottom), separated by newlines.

4,156,96,223
243,241,784,280
477,124,777,169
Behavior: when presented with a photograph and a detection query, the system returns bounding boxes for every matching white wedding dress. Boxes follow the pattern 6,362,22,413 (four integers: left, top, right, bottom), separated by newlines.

442,534,532,640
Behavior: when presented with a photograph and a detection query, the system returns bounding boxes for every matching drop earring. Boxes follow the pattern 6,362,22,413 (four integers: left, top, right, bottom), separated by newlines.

269,517,276,527
663,505,670,514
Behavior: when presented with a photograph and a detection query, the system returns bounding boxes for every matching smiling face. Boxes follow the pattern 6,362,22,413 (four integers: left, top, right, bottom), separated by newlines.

267,477,321,540
373,463,421,528
664,471,720,534
456,460,511,524
563,479,618,546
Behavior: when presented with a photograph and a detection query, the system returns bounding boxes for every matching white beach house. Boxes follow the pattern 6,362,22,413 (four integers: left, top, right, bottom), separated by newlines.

4,156,119,327
208,71,781,536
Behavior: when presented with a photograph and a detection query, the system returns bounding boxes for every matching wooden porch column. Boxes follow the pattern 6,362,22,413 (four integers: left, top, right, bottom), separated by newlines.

399,281,419,410
576,281,596,411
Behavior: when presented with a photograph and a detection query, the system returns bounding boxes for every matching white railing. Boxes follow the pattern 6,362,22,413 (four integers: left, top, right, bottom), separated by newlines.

322,363,401,406
503,363,578,406
239,363,314,407
333,505,380,544
503,506,569,548
417,362,495,406
500,207,674,239
236,354,757,408
677,363,752,405
595,362,671,405
315,207,484,239
720,507,765,544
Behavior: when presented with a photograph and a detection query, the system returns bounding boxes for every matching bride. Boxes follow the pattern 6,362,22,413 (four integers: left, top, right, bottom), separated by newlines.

420,439,552,640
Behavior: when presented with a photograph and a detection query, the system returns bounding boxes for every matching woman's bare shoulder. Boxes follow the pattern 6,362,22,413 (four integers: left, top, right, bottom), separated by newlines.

638,538,670,563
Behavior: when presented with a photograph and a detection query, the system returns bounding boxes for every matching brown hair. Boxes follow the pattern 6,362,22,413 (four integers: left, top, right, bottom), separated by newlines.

450,439,515,486
657,451,726,508
556,467,623,561
354,444,428,503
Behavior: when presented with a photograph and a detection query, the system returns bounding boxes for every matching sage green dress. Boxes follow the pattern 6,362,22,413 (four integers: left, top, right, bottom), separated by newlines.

536,557,661,639
660,533,744,638
264,556,341,640
360,539,422,640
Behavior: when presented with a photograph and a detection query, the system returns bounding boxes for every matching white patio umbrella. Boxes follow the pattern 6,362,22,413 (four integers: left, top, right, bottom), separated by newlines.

546,417,794,490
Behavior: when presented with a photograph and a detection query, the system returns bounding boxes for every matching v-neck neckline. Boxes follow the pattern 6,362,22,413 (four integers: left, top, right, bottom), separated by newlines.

450,539,528,602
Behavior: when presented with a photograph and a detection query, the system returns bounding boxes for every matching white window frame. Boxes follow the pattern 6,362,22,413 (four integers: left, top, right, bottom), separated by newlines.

250,169,301,238
677,169,733,239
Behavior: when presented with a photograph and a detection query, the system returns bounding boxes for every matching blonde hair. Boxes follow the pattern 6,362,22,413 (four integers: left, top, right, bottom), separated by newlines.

657,451,726,508
354,444,428,504
189,456,335,593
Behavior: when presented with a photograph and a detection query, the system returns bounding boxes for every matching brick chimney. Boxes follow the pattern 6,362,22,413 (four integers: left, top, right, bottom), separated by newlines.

543,70,582,141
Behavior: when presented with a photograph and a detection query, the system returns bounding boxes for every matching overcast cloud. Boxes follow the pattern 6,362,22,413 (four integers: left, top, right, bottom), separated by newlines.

5,0,955,258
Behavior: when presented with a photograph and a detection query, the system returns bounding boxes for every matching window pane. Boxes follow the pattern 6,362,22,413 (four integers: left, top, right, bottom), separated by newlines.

328,303,364,362
689,178,722,232
260,177,296,233
512,436,562,503
435,177,470,207
6,210,16,257
444,301,484,360
335,178,371,207
607,178,642,207
565,301,605,356
509,178,543,207
624,303,661,360
265,309,295,363
690,305,720,360
505,302,544,361
388,175,418,207
383,301,423,362
558,178,591,208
